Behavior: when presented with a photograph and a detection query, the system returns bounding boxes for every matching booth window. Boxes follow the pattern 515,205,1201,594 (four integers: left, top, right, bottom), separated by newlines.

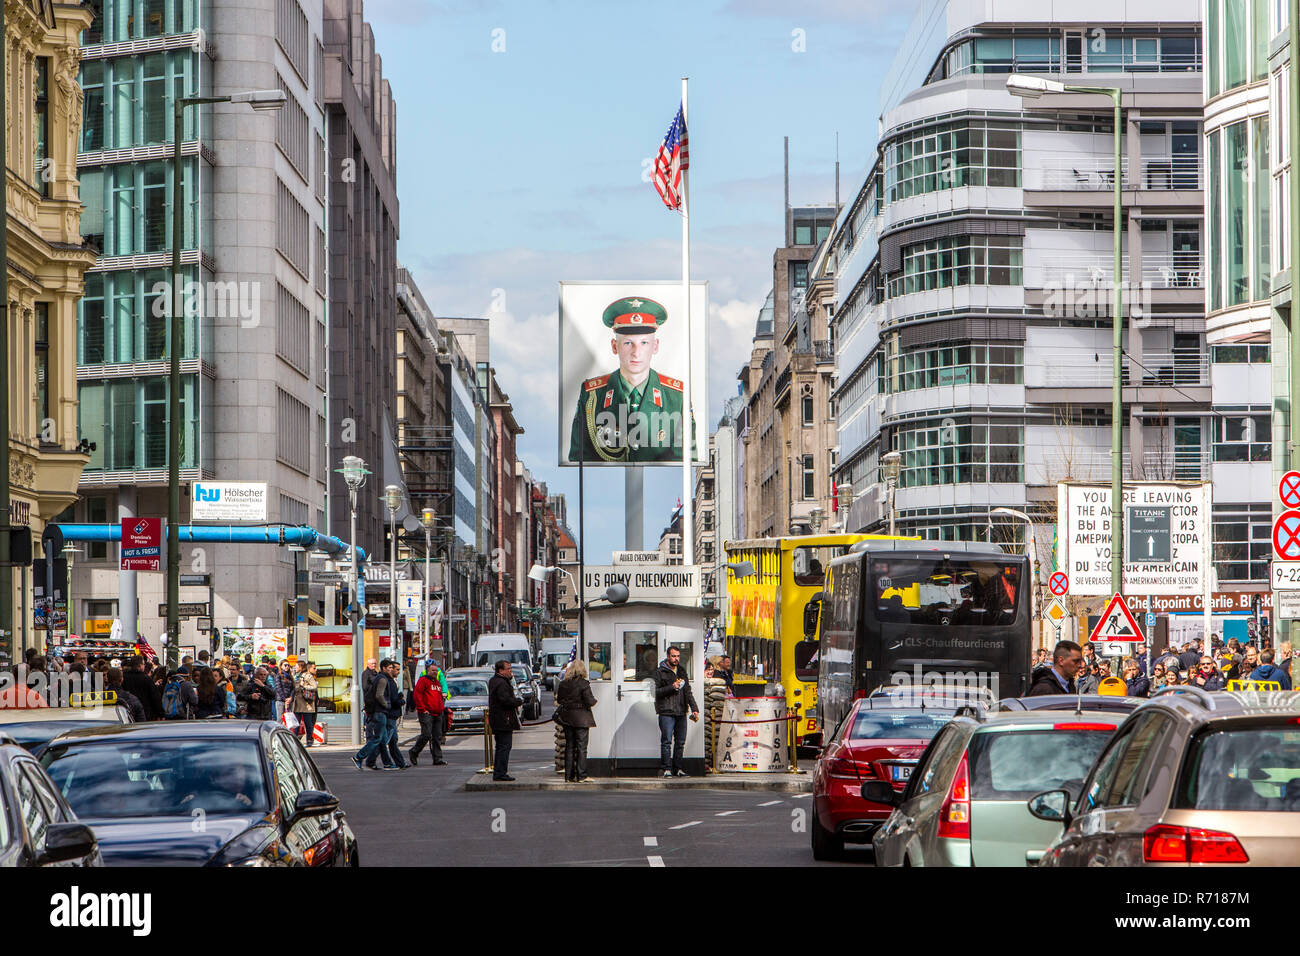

669,641,694,679
624,632,659,680
587,642,612,681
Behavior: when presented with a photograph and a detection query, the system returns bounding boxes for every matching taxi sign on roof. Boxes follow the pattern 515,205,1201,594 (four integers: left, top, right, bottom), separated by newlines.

68,690,117,708
1097,676,1128,696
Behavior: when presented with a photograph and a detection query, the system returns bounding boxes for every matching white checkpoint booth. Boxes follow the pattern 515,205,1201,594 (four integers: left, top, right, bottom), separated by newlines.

582,601,710,777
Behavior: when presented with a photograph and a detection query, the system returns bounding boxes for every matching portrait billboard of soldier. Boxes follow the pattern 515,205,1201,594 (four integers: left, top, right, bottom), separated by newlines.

558,281,707,466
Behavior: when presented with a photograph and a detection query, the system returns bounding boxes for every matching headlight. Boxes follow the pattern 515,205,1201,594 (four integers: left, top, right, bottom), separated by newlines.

235,856,273,867
470,705,485,713
208,825,278,867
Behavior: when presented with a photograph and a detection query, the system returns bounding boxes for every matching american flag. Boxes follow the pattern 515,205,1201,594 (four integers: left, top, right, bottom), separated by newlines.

652,104,689,210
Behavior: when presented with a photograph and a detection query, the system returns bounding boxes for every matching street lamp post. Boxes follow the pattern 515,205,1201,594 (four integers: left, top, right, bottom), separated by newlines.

1008,74,1124,596
383,485,401,676
339,455,368,746
881,451,901,536
166,88,286,667
992,506,1039,626
421,507,435,660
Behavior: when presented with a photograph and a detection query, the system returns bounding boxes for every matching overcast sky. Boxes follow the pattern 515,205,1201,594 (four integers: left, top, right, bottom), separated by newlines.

364,0,910,559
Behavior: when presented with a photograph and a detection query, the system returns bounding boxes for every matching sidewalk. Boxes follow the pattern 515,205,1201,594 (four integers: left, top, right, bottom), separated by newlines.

463,764,813,793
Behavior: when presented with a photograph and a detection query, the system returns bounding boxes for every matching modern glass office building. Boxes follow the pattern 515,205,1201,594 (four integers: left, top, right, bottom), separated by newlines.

71,0,330,645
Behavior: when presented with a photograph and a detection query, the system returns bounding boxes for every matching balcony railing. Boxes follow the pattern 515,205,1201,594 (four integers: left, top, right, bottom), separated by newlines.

1028,444,1211,484
1029,348,1208,388
1031,252,1202,289
1029,155,1200,192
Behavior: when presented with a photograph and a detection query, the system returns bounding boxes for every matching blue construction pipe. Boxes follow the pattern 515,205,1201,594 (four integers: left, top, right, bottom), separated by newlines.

53,523,367,564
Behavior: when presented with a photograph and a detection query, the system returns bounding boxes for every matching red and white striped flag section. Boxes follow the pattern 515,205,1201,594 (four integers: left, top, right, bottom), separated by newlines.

652,103,689,210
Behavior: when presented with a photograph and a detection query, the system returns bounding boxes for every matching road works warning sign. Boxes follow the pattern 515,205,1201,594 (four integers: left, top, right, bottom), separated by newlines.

1057,482,1211,596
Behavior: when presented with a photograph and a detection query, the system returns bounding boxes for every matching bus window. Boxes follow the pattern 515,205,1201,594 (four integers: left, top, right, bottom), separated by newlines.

792,547,826,587
794,639,819,681
871,558,1020,626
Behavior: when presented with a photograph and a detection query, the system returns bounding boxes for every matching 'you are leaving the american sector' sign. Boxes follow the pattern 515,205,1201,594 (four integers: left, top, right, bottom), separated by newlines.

1056,482,1211,596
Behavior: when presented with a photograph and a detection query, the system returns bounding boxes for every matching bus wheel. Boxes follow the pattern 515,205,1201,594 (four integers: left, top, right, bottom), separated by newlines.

811,811,843,861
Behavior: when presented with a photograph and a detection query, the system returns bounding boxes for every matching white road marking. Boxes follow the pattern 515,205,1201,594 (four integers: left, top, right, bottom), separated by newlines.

757,799,783,807
669,820,702,830
716,810,744,816
647,855,665,867
644,836,658,846
791,792,812,799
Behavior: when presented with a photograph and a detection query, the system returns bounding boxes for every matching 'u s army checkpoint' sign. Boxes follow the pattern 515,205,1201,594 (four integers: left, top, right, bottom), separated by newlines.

1056,482,1211,596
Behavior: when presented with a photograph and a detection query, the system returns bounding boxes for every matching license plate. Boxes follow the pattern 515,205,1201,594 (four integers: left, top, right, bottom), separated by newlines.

890,765,912,782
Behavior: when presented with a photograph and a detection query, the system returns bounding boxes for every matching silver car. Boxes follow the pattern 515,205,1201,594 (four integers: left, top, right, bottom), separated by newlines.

870,710,1125,866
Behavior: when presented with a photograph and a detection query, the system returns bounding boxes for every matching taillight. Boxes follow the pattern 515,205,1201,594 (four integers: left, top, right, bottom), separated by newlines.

826,755,859,779
853,689,869,700
936,752,970,840
1053,723,1114,732
1143,824,1249,864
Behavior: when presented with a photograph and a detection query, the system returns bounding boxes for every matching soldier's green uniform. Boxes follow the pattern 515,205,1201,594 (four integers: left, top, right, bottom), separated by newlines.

568,296,696,464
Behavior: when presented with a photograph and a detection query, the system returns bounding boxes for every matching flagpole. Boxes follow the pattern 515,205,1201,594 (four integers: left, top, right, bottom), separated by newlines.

680,76,694,565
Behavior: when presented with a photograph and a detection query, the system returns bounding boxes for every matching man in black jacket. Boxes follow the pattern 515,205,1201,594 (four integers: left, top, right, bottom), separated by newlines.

354,660,403,771
654,646,700,777
1025,640,1083,696
121,654,160,720
488,661,524,781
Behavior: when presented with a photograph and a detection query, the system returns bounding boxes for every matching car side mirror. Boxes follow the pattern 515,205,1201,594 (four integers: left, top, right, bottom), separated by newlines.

1027,789,1072,826
37,822,98,865
292,789,340,820
860,780,901,807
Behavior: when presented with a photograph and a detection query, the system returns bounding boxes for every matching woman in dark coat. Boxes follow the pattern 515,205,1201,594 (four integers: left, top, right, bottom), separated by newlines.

556,660,597,783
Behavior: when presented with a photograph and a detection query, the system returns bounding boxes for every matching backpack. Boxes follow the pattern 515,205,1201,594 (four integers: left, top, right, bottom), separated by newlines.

225,687,238,716
162,677,189,719
364,673,381,715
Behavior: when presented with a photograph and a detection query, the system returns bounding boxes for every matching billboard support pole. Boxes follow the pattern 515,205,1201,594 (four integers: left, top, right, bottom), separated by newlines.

680,76,694,565
625,467,643,550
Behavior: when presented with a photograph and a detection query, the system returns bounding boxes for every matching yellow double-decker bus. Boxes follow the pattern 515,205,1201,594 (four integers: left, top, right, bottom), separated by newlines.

723,534,906,746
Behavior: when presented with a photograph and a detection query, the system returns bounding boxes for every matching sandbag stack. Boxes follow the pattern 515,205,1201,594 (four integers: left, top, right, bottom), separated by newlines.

704,677,727,770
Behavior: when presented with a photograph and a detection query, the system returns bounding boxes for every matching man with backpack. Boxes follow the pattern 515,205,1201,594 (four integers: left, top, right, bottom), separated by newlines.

162,665,198,720
409,660,449,766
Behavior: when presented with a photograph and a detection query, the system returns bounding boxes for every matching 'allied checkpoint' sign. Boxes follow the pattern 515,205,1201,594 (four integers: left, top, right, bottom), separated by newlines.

1057,482,1211,596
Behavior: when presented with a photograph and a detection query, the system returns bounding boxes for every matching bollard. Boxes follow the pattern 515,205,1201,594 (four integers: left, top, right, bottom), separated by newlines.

477,715,494,775
708,706,718,775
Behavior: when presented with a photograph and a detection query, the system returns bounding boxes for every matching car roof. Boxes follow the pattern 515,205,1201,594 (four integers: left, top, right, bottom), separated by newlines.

998,695,1145,713
1144,687,1300,723
0,705,130,723
41,719,279,746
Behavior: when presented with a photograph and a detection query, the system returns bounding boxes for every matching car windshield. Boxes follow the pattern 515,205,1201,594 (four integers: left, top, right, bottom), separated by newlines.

448,680,488,697
514,666,533,681
545,653,569,667
1175,723,1300,811
41,738,270,818
1,720,122,751
847,708,953,741
968,728,1115,801
474,650,530,667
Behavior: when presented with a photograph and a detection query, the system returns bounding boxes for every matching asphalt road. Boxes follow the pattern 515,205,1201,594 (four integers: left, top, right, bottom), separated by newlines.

314,690,873,866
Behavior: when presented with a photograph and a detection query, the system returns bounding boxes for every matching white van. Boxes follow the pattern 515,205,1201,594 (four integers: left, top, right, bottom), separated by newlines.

538,637,576,690
472,633,532,670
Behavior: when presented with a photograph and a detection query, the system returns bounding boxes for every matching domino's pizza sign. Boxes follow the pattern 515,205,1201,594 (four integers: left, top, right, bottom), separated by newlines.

120,518,163,572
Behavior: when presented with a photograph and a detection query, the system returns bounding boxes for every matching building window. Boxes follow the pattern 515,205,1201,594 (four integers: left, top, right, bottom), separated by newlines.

277,179,311,277
801,391,814,425
702,510,714,531
895,419,1024,486
275,78,310,181
884,120,1019,202
1211,343,1269,363
792,261,809,291
35,305,49,432
1208,118,1269,311
894,344,1023,391
33,58,48,194
77,375,197,472
276,0,310,82
1213,503,1270,581
86,497,108,559
77,267,199,366
889,235,1022,297
802,456,815,499
276,284,311,375
92,158,198,256
276,389,311,474
1212,413,1271,461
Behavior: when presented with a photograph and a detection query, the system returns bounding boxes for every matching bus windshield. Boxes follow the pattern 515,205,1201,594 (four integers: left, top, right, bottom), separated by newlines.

871,557,1020,627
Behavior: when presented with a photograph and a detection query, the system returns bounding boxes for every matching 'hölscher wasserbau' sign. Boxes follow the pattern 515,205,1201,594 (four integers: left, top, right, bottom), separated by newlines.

582,565,701,605
1057,481,1211,596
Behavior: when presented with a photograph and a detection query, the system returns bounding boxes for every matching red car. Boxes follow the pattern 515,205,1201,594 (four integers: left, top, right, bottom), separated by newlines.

811,698,956,860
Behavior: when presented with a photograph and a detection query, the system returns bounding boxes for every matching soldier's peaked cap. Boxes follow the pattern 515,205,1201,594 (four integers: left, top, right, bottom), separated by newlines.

602,296,667,334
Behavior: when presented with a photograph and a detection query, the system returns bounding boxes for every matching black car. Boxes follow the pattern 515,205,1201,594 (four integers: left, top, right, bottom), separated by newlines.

39,721,358,867
0,743,100,867
998,695,1145,714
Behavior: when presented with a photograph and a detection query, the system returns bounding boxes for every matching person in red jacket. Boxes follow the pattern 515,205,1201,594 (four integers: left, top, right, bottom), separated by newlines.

408,661,449,766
